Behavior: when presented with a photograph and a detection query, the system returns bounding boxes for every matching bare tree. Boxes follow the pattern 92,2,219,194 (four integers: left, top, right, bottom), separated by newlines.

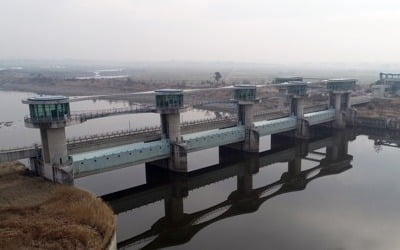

214,72,222,86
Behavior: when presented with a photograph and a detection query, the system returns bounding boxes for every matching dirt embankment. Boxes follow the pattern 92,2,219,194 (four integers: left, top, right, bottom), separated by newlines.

357,98,400,119
0,162,115,250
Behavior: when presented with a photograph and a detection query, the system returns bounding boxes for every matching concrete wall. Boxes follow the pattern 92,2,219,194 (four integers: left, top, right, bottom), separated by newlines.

107,231,117,250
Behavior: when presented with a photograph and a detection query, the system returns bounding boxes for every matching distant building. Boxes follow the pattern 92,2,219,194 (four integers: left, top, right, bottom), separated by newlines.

272,76,303,84
375,72,400,96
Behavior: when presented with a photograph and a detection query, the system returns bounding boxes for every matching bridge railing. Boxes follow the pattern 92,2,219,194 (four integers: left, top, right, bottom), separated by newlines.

71,105,156,121
190,100,236,106
0,144,39,153
66,116,237,144
24,114,83,124
67,126,161,144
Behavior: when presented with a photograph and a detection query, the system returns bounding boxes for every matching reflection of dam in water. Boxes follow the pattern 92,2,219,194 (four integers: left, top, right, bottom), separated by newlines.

102,131,354,249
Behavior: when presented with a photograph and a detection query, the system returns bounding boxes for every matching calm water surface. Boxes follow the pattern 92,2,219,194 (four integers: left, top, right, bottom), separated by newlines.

78,131,400,250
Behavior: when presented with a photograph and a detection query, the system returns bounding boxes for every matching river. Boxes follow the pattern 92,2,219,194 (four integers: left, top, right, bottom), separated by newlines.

1,90,400,250
103,131,400,250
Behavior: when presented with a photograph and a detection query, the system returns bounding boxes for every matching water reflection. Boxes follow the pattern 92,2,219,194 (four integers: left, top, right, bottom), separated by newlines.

102,131,354,250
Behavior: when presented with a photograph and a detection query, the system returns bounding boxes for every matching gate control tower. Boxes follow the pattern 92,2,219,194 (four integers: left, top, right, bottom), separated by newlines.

23,96,80,183
234,84,259,152
155,89,186,172
327,79,356,128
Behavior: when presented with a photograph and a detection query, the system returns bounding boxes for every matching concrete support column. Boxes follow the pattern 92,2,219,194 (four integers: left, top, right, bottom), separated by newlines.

290,97,304,118
331,93,346,129
238,103,258,153
170,144,187,172
291,97,310,139
160,113,188,172
238,104,254,127
39,128,69,181
161,113,181,143
40,128,68,165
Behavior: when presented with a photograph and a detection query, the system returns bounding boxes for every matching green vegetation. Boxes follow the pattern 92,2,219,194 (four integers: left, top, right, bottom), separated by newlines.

0,162,115,250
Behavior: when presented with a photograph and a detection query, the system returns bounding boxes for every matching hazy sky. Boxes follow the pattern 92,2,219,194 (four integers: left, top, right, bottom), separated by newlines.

1,0,400,63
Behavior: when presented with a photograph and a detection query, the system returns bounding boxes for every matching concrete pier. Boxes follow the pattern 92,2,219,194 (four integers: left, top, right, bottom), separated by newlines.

328,79,356,129
286,82,309,139
235,84,259,152
155,89,187,172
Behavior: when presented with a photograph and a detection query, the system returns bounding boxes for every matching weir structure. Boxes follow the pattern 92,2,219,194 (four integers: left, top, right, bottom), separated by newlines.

2,79,368,184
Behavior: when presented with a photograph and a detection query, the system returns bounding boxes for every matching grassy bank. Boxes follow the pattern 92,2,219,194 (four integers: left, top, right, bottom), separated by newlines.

0,162,115,250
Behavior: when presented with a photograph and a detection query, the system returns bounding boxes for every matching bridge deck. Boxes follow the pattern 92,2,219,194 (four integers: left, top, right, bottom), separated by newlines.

70,109,337,177
304,109,335,125
183,126,245,152
254,117,297,136
71,139,170,177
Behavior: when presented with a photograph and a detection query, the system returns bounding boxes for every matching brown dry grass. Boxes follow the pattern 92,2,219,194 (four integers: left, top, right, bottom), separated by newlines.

0,162,115,250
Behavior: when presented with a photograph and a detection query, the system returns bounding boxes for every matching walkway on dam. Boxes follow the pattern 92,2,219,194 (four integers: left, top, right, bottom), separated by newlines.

70,108,336,177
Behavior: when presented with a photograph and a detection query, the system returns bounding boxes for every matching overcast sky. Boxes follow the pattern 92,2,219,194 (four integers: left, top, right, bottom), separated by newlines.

1,0,400,63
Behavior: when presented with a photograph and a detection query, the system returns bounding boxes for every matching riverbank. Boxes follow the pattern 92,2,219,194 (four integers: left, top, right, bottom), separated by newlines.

0,162,115,249
352,98,400,130
357,98,400,118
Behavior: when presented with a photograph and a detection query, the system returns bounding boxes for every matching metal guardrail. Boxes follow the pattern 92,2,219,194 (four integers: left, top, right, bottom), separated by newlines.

190,100,236,106
24,115,82,124
0,144,39,153
72,106,156,121
66,116,236,144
